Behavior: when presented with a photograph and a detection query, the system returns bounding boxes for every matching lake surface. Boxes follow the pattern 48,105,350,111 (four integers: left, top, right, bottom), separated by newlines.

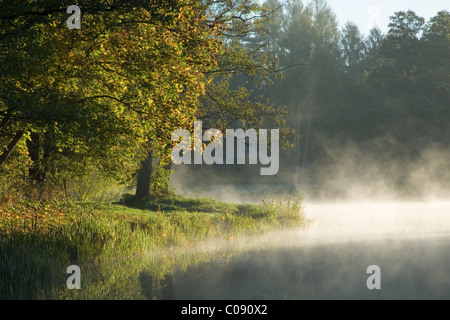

145,201,450,300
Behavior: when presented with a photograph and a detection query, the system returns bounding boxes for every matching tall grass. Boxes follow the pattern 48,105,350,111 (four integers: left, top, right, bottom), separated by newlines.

0,196,307,299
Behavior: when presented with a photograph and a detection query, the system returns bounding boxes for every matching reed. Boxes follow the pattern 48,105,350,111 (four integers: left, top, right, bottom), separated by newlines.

0,196,307,299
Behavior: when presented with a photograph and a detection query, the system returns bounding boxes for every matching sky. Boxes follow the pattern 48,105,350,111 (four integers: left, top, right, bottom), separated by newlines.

317,0,449,35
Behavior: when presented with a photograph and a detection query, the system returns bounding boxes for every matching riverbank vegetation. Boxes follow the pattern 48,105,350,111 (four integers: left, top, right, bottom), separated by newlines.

0,195,307,299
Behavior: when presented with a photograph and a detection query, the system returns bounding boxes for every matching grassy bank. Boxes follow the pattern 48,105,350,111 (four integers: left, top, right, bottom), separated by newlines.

0,195,307,299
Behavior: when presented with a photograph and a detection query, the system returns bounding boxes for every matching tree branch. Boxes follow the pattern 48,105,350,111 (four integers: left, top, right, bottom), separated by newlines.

69,95,149,115
0,129,24,167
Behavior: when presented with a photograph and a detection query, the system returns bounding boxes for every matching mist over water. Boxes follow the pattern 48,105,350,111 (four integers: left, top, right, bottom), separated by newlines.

302,201,450,243
167,147,450,300
163,200,450,300
171,149,450,247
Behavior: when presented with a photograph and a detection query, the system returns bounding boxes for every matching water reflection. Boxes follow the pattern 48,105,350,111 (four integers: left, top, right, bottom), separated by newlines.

133,201,450,300
136,235,450,300
71,201,450,300
139,272,175,300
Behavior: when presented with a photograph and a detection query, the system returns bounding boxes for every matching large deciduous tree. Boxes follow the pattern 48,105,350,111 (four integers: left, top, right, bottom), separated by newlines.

0,1,220,199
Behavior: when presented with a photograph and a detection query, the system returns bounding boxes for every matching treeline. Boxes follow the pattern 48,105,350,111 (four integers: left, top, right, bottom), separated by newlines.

256,0,450,193
180,0,450,196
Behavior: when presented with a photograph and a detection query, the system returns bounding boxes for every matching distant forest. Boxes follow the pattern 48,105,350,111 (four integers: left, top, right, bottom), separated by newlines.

200,1,450,198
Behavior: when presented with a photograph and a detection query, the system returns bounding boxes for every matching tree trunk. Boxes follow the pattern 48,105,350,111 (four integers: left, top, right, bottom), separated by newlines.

27,133,46,183
295,75,303,182
135,150,153,198
138,271,154,300
26,132,48,199
25,131,56,200
0,129,25,167
302,95,313,169
160,275,176,300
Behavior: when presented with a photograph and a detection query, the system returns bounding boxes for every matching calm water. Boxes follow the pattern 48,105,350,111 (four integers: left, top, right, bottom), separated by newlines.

141,201,450,300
